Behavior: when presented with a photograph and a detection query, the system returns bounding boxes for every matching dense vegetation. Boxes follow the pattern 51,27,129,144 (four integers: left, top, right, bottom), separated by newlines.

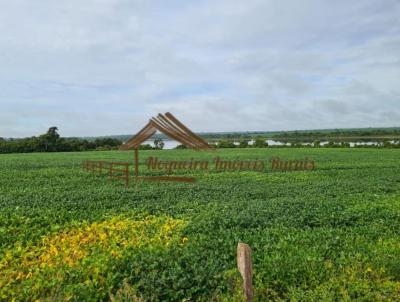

3,127,399,155
0,148,399,301
0,127,122,154
83,127,400,143
272,128,400,140
0,128,165,154
213,140,400,149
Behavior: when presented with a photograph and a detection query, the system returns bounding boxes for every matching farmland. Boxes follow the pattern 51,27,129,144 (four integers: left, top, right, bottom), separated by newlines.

1,148,400,301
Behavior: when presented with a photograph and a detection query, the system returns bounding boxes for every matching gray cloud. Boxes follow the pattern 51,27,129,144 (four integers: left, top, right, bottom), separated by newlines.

0,0,399,137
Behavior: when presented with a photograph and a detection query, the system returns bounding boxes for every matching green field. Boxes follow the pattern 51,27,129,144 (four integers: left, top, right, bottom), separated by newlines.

1,148,400,301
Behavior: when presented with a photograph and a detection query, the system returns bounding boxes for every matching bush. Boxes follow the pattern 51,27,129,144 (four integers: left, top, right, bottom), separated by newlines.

253,138,268,148
217,140,236,148
239,140,249,148
138,144,153,150
175,144,188,149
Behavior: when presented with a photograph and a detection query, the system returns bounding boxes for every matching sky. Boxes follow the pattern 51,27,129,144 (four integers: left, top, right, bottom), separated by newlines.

1,0,399,137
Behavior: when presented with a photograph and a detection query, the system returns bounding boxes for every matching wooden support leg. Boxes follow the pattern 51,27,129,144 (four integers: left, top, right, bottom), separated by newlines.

134,147,139,180
109,163,113,182
125,164,129,188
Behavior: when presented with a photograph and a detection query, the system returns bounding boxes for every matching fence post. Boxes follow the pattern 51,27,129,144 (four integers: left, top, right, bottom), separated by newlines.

125,163,129,187
237,243,253,302
99,161,103,175
134,147,139,180
109,163,113,182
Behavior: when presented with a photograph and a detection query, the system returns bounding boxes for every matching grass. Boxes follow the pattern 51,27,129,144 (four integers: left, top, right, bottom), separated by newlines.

0,148,400,301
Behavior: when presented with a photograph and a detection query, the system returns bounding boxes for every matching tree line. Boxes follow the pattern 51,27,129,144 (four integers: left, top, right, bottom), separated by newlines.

2,128,400,154
0,127,170,154
272,128,400,142
209,139,400,149
0,127,125,154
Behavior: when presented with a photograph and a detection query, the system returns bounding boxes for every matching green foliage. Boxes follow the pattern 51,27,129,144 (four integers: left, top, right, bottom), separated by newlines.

153,138,165,150
175,144,188,149
272,127,400,141
0,148,400,300
2,128,400,154
217,140,236,148
239,140,249,148
109,280,144,302
0,128,122,154
138,144,153,150
253,138,268,148
39,126,60,151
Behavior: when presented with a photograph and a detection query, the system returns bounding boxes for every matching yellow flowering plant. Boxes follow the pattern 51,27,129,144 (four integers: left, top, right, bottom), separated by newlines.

0,215,188,301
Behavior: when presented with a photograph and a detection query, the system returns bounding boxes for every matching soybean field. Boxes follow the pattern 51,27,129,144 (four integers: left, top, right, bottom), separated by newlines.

1,148,400,301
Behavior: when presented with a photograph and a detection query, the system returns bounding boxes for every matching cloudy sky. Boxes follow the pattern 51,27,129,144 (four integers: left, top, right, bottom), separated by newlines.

1,0,399,137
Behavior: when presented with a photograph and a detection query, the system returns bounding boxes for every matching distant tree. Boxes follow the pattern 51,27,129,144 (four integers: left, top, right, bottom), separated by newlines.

95,145,113,151
153,138,165,150
0,128,125,153
45,127,60,143
217,140,236,148
175,144,188,149
239,140,249,148
325,141,339,148
39,127,60,151
139,144,153,150
253,138,268,148
383,140,392,148
94,138,121,149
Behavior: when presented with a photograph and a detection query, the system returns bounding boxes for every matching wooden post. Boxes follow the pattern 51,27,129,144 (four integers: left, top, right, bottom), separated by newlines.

99,161,103,175
134,147,139,180
125,163,129,187
109,163,113,182
237,243,253,302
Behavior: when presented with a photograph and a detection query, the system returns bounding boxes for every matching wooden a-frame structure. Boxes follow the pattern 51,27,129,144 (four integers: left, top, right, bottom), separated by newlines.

120,112,214,181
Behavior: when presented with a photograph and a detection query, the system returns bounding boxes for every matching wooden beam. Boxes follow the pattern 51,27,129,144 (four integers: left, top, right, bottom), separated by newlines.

139,176,196,183
134,147,139,180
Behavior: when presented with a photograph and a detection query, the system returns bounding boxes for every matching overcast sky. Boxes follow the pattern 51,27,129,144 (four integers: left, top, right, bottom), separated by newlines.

1,0,399,137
